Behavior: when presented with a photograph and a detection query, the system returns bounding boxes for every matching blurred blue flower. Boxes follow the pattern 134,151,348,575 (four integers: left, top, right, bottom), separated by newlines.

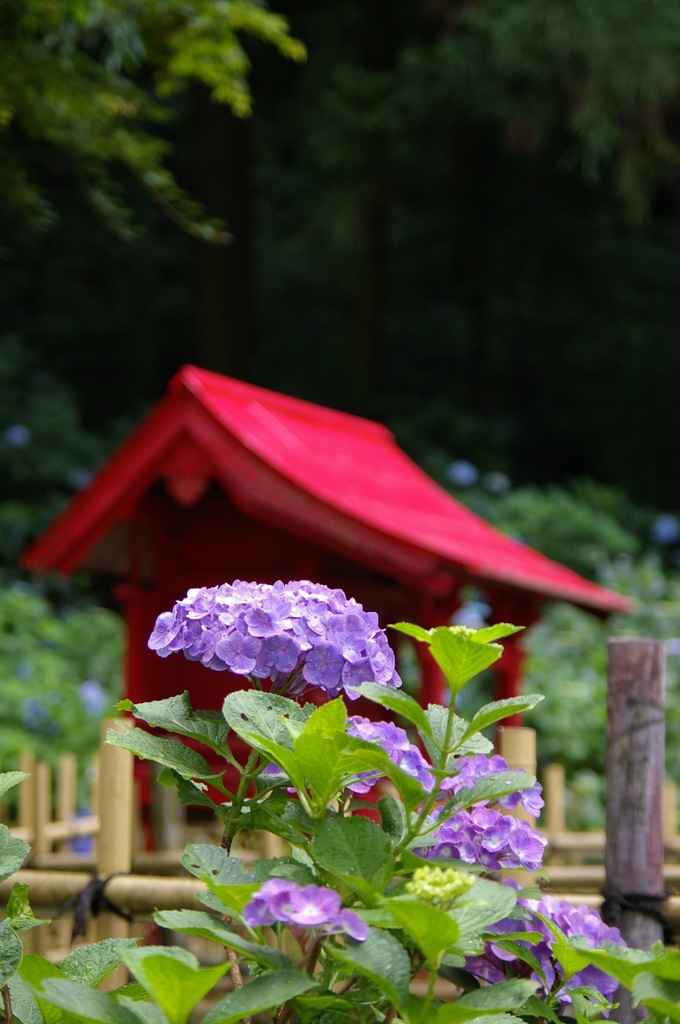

445,459,479,487
67,466,93,490
650,514,680,545
79,680,109,716
3,424,31,447
70,808,94,854
482,471,512,496
453,601,491,630
21,697,51,732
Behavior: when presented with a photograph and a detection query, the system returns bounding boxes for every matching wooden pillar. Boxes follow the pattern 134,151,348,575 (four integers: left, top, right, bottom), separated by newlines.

18,750,36,834
56,754,77,852
604,638,666,1024
497,726,537,884
543,763,566,865
97,719,134,989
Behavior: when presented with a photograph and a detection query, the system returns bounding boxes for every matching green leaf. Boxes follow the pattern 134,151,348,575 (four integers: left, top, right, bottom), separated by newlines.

120,946,229,1024
423,707,492,765
452,771,537,811
436,1012,526,1024
155,769,224,810
470,625,525,644
116,693,233,758
181,844,255,884
389,622,434,643
203,970,318,1024
6,883,50,931
60,939,140,987
632,974,680,1023
180,845,260,916
345,682,433,737
549,937,659,990
378,794,407,845
0,771,31,800
455,979,539,1011
641,946,680,980
17,954,66,1024
115,999,164,1024
0,823,30,883
296,710,425,814
0,919,22,986
460,696,544,743
106,727,218,780
223,691,314,749
449,878,519,952
8,973,46,1024
385,900,460,965
327,928,410,1012
312,816,394,897
429,629,504,698
153,910,292,970
490,940,548,986
37,979,142,1024
246,798,321,844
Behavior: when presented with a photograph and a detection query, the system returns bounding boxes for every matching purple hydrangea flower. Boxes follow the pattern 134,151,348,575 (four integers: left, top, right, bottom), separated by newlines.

243,879,369,941
415,806,547,873
346,717,435,794
147,580,401,698
464,882,626,1007
439,753,544,817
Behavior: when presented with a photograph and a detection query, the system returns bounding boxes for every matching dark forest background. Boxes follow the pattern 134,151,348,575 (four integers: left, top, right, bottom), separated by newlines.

4,0,680,562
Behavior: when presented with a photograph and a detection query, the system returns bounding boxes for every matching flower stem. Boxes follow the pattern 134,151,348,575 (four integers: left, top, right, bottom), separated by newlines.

2,984,14,1024
418,967,438,1024
221,746,262,853
396,697,460,852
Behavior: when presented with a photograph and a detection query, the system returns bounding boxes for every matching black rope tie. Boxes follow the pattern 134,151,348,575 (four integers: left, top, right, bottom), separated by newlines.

54,872,133,942
600,887,675,945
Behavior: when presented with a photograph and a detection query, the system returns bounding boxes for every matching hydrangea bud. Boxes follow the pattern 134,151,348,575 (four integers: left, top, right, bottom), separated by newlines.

405,865,475,905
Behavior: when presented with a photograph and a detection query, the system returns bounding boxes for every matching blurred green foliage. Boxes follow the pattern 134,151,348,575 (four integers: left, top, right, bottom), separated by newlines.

0,0,304,237
0,583,122,772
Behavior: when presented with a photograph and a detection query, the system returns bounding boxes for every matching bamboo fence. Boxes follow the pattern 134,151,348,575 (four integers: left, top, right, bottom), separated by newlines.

3,706,680,960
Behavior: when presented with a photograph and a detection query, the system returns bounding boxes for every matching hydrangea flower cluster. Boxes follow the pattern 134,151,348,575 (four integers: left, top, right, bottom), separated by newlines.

440,753,544,817
416,806,548,872
345,716,435,794
243,879,369,941
148,580,401,697
465,884,626,1005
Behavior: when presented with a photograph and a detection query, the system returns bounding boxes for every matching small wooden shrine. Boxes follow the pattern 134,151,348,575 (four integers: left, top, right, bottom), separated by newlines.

22,365,630,715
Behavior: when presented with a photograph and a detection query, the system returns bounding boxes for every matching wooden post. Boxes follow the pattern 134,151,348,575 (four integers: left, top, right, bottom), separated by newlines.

18,751,37,834
605,638,666,1024
497,726,537,883
543,763,566,865
497,726,536,820
663,781,677,857
32,761,52,860
56,754,77,851
97,720,134,989
32,761,53,957
150,764,186,852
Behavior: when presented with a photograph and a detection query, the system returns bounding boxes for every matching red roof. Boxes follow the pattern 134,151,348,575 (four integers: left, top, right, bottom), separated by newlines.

22,365,631,614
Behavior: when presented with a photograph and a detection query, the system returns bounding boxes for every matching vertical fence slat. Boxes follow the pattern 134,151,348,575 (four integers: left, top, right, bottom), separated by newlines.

97,719,134,988
18,750,36,833
605,638,666,1024
497,726,537,884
